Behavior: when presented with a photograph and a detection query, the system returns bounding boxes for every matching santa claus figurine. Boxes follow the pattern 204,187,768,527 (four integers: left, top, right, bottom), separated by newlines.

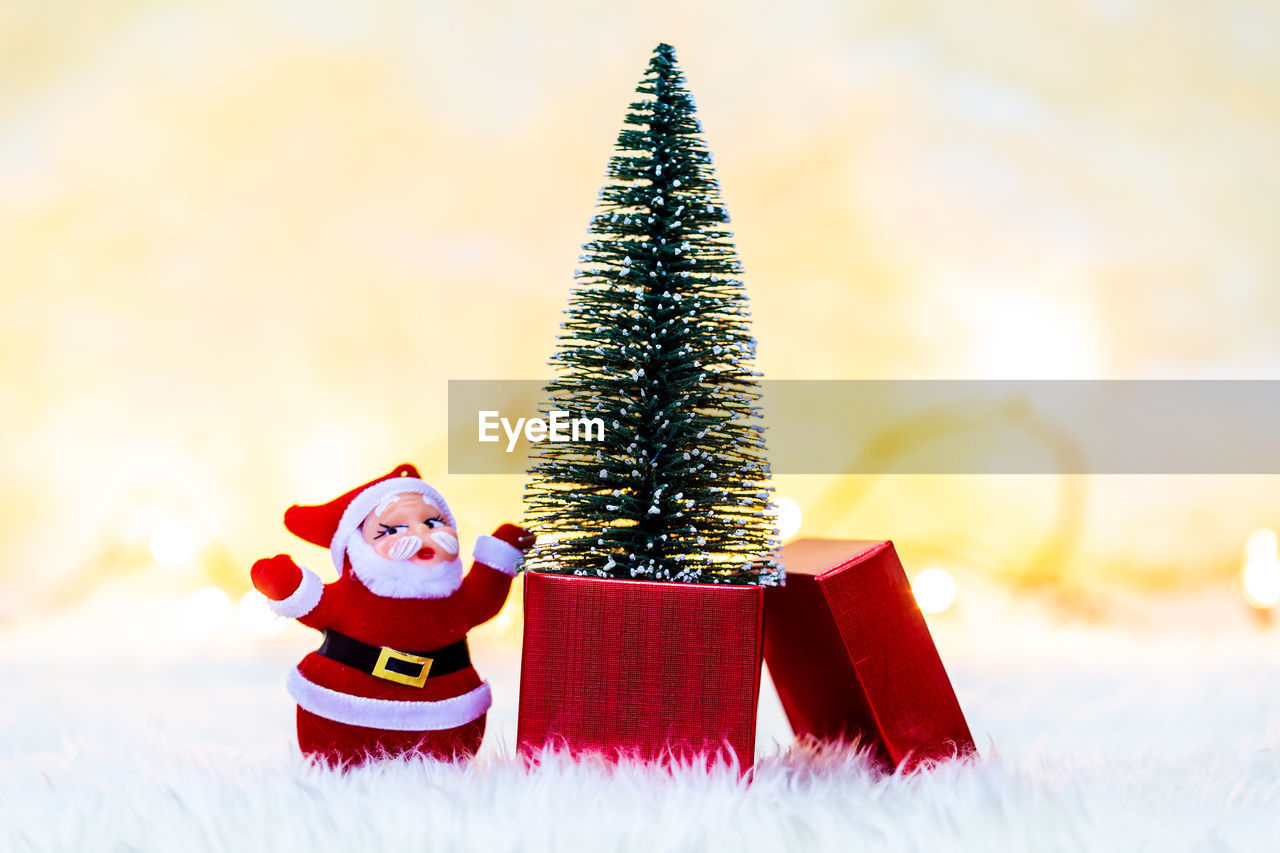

251,463,534,766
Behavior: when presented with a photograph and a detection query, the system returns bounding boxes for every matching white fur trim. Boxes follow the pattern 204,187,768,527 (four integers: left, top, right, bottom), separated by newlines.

347,531,464,599
287,669,492,731
472,535,524,576
268,566,323,619
330,477,455,572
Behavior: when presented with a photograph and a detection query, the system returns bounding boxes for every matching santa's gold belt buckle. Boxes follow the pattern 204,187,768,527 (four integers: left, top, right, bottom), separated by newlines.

372,647,434,688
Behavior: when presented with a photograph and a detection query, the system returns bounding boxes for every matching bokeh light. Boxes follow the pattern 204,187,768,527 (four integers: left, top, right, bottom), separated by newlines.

1241,529,1280,611
149,519,197,568
183,587,232,635
771,496,804,542
912,567,957,615
0,2,1277,618
238,589,285,636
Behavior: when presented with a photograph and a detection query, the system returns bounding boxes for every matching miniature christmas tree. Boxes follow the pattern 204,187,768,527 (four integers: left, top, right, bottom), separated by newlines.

524,43,782,585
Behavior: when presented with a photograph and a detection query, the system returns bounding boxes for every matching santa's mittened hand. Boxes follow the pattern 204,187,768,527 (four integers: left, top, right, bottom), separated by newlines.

251,554,303,601
491,523,536,553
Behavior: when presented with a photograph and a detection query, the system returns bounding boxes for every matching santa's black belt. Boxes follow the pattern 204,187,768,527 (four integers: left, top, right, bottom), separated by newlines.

317,630,471,689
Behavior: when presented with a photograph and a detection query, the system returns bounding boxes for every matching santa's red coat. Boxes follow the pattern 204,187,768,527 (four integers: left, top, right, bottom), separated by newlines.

252,529,527,766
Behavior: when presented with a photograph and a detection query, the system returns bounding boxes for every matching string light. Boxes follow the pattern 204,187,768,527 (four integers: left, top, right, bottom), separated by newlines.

912,567,957,614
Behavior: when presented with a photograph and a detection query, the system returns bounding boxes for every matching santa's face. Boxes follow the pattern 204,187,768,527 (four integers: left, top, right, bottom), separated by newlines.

360,493,459,567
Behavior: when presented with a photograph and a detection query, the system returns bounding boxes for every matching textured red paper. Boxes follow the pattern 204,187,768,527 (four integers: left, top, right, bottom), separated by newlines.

764,539,976,769
517,572,764,767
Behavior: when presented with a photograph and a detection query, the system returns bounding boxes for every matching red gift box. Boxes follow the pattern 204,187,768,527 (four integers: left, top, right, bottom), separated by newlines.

517,571,764,767
764,539,976,770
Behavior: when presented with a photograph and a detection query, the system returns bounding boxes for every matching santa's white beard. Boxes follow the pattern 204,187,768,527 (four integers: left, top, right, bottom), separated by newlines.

346,530,464,599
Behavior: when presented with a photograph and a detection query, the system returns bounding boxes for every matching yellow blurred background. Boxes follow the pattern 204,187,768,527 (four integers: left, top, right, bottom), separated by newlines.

2,0,1278,623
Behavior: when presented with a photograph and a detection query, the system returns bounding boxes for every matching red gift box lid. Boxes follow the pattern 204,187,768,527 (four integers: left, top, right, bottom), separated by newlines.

764,539,976,769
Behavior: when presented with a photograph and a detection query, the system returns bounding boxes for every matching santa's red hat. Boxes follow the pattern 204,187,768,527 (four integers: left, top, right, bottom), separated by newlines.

284,463,456,572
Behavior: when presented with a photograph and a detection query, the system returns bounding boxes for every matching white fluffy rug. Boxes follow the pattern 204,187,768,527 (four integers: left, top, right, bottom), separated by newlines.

3,585,1279,852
